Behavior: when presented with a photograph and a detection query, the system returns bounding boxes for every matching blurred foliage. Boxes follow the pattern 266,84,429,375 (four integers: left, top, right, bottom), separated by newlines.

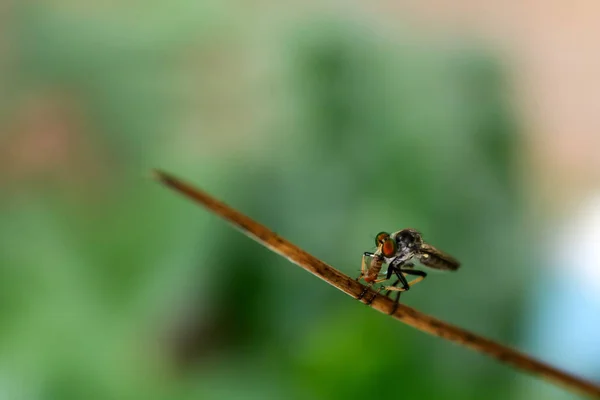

0,4,539,400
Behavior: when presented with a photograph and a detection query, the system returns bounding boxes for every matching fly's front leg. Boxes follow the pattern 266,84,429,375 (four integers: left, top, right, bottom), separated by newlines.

390,259,410,290
364,270,422,307
383,265,418,314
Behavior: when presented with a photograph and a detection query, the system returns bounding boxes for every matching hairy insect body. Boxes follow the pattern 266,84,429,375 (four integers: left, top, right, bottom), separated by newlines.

356,228,460,312
389,229,460,271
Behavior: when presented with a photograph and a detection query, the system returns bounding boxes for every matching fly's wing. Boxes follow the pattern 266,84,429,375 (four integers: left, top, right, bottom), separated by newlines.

417,243,461,271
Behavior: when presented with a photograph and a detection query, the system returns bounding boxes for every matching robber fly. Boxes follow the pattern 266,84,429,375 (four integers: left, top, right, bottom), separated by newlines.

356,228,460,313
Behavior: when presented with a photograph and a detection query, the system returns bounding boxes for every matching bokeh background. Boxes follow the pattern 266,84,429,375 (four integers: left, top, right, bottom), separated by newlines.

1,2,600,400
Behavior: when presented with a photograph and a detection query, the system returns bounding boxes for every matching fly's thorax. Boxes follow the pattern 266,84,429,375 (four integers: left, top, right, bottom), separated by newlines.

385,251,415,265
392,228,423,248
387,228,420,256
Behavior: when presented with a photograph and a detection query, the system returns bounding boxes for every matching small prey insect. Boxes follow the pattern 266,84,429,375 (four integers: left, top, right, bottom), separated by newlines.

356,228,460,313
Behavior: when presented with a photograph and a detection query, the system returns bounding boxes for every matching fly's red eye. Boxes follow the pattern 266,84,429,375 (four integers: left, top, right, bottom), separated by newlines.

375,232,390,246
381,238,397,258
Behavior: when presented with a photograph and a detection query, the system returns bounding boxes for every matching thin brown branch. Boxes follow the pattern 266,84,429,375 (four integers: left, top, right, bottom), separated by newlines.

153,169,600,399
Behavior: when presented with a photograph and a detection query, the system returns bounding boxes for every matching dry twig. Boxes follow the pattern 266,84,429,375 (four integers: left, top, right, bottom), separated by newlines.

153,169,600,399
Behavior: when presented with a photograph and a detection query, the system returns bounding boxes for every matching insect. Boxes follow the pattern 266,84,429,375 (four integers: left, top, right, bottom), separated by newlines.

356,228,460,313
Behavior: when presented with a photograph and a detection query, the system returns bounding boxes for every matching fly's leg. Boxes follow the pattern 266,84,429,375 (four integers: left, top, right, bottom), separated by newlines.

358,276,389,303
382,269,427,292
384,279,400,297
382,263,412,314
394,267,410,290
363,261,396,305
367,270,412,307
359,277,395,305
363,258,403,304
386,262,413,313
402,269,427,287
384,279,402,315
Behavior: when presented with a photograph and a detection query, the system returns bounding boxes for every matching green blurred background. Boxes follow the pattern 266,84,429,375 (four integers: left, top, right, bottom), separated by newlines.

2,2,599,400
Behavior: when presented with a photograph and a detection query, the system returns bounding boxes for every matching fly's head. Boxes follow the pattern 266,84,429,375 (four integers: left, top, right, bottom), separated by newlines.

374,232,398,260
